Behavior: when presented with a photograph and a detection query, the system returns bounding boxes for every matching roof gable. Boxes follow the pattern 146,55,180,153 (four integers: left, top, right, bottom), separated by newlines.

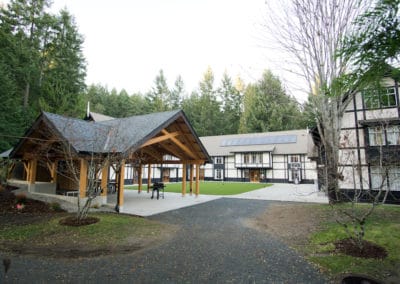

10,110,211,163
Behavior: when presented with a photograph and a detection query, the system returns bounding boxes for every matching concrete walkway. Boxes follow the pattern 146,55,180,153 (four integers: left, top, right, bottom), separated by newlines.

107,183,328,216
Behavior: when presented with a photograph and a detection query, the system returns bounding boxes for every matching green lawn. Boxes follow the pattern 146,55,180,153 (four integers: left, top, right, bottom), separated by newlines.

125,181,270,195
0,213,168,250
305,204,400,282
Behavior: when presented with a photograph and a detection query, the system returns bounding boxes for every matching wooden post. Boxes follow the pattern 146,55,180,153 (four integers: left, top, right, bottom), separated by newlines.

138,164,143,193
147,164,151,193
49,161,57,183
182,163,187,196
101,162,109,197
79,159,88,198
118,160,125,210
189,164,194,195
27,159,37,192
195,163,200,196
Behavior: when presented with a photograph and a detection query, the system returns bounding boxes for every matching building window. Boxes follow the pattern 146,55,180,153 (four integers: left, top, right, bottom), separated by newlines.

386,126,400,145
363,87,397,109
243,154,250,164
370,166,387,190
389,167,400,191
369,126,385,146
215,169,222,180
214,156,223,164
289,155,300,163
368,125,400,146
371,167,400,191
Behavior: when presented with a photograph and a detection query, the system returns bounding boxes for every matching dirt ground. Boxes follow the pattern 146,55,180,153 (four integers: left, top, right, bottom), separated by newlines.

246,203,331,248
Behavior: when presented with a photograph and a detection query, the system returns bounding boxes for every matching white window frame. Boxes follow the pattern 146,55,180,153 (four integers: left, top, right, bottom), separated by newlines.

386,126,400,145
369,126,385,146
370,166,387,191
214,156,223,164
215,169,223,180
389,167,400,191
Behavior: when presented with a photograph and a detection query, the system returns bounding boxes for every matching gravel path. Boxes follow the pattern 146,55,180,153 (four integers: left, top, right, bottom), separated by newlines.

1,198,328,283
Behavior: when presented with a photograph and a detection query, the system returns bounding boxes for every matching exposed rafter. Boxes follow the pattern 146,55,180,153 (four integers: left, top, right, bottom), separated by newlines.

161,129,197,160
140,130,180,148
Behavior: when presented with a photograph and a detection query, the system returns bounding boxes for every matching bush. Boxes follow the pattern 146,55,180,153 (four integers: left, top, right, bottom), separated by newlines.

49,202,63,212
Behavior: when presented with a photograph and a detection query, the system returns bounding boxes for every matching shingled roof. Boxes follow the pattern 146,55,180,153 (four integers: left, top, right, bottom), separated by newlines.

10,110,211,163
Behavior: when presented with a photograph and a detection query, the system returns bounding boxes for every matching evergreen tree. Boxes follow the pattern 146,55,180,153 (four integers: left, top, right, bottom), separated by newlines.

169,75,185,110
239,70,305,133
38,9,86,117
218,72,242,134
181,67,223,136
148,69,170,112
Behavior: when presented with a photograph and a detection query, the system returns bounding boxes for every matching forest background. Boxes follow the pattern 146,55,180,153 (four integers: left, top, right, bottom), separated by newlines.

0,0,311,153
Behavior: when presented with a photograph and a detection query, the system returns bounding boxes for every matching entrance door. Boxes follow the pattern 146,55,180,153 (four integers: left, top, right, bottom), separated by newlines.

199,168,205,181
162,168,170,183
250,170,260,183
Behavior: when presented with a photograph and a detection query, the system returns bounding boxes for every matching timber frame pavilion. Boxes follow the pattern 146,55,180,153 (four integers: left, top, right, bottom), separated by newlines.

8,110,211,212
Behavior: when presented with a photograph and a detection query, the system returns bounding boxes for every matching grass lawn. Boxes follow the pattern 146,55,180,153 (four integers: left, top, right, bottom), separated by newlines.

0,213,172,255
304,204,400,282
125,181,270,195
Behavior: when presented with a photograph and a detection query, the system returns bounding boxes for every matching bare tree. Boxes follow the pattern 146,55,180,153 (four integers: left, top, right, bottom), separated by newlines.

263,0,368,200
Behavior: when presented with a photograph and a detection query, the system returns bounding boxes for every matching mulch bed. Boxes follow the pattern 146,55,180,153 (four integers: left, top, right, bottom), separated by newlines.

0,185,66,227
59,216,100,226
334,238,388,259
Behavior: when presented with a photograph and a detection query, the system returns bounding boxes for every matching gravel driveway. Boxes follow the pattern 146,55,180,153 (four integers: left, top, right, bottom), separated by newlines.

1,198,328,283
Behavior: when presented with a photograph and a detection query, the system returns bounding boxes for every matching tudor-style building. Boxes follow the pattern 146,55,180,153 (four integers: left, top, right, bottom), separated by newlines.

199,129,318,184
320,72,400,203
8,110,211,211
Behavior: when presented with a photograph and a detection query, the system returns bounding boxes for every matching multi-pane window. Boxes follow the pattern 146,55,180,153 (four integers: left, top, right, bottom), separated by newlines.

363,87,397,109
290,155,300,163
386,126,400,145
370,167,386,190
214,156,223,164
215,169,222,180
371,167,400,191
368,125,400,146
389,168,400,191
369,126,385,146
243,154,250,164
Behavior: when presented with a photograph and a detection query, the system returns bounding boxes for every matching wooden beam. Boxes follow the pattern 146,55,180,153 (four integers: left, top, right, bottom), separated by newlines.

23,161,29,181
138,165,143,193
190,164,194,195
47,161,57,183
195,163,200,196
147,164,152,193
142,147,163,161
118,160,125,208
140,131,180,148
158,143,185,160
161,129,197,159
27,159,37,184
101,162,109,197
79,159,88,198
182,163,187,196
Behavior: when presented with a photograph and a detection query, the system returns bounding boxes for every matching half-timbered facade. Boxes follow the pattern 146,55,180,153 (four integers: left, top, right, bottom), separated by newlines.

335,74,400,203
199,130,318,184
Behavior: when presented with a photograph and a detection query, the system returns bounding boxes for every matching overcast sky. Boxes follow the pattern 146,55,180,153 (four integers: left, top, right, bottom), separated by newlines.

2,0,308,103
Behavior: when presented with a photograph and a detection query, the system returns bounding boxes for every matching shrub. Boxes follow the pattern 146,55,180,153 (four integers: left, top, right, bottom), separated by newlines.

50,202,63,212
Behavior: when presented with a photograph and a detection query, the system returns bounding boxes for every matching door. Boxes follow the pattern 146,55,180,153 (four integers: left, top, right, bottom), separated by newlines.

250,170,260,183
162,168,170,183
